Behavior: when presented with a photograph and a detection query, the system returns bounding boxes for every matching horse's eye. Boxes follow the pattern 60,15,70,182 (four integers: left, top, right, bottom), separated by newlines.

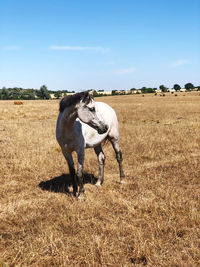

89,107,95,112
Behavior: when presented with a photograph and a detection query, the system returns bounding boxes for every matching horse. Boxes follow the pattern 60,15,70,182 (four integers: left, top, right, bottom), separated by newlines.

56,91,125,198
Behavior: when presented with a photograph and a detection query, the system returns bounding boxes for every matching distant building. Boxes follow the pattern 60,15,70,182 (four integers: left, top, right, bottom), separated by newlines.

130,90,137,94
63,92,75,96
97,91,112,95
130,89,141,94
114,90,130,94
155,89,162,93
50,93,56,99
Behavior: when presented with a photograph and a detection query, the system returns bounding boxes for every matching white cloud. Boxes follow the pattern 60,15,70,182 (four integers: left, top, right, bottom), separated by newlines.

49,45,109,53
112,67,136,75
2,46,21,51
170,59,188,68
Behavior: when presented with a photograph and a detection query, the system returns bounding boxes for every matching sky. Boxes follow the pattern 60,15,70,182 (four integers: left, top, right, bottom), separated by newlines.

0,0,199,91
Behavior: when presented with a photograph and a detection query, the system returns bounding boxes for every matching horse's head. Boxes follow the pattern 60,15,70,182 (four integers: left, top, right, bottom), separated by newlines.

77,91,108,134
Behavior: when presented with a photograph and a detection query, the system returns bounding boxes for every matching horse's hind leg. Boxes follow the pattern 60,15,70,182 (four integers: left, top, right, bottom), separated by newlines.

109,137,125,183
94,144,106,187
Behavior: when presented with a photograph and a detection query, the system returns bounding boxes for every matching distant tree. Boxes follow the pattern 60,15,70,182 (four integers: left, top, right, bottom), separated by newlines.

185,83,194,91
141,87,147,93
37,85,51,99
173,84,181,91
93,90,100,97
65,90,75,94
147,88,155,93
9,87,21,99
21,91,36,100
0,87,9,100
141,87,155,94
54,91,62,99
98,89,104,92
159,85,167,92
112,90,117,95
130,88,136,91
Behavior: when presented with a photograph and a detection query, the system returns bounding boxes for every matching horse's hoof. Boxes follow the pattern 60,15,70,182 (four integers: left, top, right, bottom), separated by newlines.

77,193,85,201
120,180,126,185
95,181,102,187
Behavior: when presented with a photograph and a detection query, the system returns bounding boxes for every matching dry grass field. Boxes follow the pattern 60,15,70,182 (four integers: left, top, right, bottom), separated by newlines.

0,92,200,266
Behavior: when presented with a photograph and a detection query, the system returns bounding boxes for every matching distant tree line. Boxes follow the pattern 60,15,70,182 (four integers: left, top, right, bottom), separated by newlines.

132,83,199,94
0,83,199,100
0,85,75,100
111,83,199,95
158,83,199,93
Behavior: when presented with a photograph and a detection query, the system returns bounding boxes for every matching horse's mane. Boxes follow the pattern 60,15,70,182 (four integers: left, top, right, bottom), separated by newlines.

59,91,91,112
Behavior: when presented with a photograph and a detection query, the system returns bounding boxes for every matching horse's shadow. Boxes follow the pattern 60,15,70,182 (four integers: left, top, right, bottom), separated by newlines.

38,173,98,195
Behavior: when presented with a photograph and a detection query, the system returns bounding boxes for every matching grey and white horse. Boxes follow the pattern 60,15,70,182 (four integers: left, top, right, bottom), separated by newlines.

56,91,125,198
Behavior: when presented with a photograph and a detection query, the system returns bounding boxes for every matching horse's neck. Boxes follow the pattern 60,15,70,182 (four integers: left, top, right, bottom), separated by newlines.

60,106,77,136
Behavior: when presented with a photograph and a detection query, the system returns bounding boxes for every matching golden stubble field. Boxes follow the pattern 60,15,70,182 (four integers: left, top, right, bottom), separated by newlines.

0,93,200,266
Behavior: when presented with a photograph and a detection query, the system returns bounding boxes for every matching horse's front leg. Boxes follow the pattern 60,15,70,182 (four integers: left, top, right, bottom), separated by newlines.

77,149,85,198
62,150,77,196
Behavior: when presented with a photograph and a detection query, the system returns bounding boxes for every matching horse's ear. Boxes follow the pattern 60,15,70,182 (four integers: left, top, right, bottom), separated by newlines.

89,90,94,97
88,90,94,101
81,91,93,104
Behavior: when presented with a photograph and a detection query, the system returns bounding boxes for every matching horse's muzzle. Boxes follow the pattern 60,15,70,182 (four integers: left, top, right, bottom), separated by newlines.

97,125,108,134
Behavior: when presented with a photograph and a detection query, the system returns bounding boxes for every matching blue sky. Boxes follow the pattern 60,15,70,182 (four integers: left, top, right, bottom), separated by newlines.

1,0,199,91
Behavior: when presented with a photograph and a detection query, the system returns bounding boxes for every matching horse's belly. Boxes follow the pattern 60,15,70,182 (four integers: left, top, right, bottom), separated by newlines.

84,130,107,148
